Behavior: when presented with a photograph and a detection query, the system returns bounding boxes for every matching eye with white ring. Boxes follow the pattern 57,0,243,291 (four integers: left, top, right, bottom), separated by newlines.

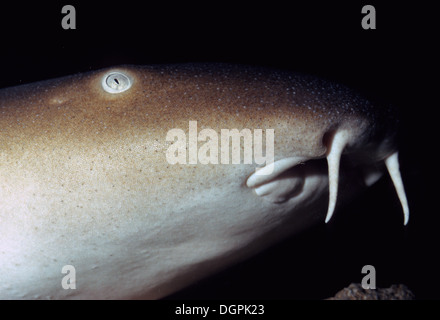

102,72,132,93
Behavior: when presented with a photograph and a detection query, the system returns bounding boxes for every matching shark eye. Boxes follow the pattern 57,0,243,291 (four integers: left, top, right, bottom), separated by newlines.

102,72,132,93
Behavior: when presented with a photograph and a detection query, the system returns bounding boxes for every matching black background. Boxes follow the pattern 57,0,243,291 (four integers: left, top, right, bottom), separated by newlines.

0,1,436,300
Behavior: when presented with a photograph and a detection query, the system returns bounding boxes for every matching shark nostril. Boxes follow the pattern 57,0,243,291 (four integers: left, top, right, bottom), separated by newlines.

322,130,334,154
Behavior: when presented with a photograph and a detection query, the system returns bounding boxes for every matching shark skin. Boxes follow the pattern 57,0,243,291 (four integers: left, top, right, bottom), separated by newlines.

0,63,408,299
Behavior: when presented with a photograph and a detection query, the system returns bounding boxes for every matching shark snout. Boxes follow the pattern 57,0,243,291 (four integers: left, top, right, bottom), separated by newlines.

247,127,410,226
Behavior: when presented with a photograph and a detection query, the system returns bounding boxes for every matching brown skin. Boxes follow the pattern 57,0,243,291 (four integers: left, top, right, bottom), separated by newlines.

0,63,374,193
0,64,390,299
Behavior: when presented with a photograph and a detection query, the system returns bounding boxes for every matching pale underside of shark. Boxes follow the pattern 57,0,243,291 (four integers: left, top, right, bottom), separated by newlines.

0,63,408,299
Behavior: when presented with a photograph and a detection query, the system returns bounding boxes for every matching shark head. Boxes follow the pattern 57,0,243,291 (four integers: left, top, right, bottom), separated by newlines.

0,63,409,299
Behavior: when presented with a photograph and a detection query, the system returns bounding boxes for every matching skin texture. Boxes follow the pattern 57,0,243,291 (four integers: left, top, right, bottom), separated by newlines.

0,63,405,299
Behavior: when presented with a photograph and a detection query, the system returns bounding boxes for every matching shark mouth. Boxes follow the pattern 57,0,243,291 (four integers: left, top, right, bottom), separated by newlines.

247,130,410,226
